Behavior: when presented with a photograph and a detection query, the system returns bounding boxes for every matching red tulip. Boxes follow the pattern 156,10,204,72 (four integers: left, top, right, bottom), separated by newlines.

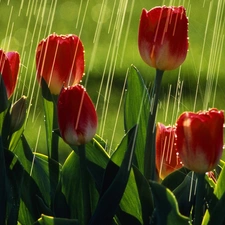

138,6,188,71
36,33,84,95
176,109,224,173
156,123,182,179
0,50,20,98
57,84,97,146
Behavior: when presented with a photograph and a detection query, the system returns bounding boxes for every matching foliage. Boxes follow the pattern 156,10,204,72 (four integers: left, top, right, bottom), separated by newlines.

1,65,225,224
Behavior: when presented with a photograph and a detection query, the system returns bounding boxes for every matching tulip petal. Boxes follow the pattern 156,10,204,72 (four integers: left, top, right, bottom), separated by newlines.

138,6,188,70
57,84,97,146
36,34,85,95
176,109,224,173
0,50,20,98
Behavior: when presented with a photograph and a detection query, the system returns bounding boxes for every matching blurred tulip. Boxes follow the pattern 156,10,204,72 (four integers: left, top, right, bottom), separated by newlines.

176,109,224,173
57,84,97,146
138,6,188,71
156,123,182,179
10,96,27,133
36,33,84,95
0,50,20,98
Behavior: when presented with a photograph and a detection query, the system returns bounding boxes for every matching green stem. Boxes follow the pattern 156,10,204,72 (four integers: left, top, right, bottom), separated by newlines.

194,173,205,225
78,144,91,225
144,69,164,181
51,98,59,162
41,78,59,161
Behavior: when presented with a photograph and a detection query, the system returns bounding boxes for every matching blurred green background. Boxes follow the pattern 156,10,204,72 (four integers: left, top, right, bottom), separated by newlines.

0,0,224,161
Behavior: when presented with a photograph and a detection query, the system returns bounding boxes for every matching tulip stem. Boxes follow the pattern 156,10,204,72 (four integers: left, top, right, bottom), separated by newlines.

42,93,60,207
194,173,205,225
144,69,164,181
78,144,91,225
51,99,59,162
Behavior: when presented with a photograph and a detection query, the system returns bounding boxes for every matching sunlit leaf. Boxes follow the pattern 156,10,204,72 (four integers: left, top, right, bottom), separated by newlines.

34,214,79,225
124,65,150,174
71,136,110,169
41,77,59,164
202,163,225,225
57,150,99,222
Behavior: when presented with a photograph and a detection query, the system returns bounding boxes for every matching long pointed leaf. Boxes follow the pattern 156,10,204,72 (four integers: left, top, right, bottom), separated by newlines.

89,125,138,225
124,65,150,173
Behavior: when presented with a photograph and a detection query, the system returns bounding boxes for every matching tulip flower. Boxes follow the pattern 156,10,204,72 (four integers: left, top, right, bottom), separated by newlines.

138,6,188,71
176,109,224,173
0,49,20,98
156,123,182,179
57,84,97,146
36,33,84,95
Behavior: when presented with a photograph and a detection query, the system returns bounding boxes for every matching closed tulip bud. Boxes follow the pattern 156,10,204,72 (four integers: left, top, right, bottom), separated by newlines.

176,109,224,173
156,123,182,179
57,84,97,146
10,96,27,133
36,33,84,95
138,6,188,71
0,50,20,98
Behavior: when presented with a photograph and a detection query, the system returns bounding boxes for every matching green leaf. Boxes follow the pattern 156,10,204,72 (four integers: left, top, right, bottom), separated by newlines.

72,136,110,169
93,134,108,151
202,193,225,225
202,164,225,225
150,181,190,225
12,135,61,224
89,126,139,225
162,167,191,191
0,73,9,113
53,181,71,218
54,136,109,221
172,172,196,217
40,78,59,164
4,150,24,225
1,106,11,147
124,65,150,174
57,151,99,222
133,166,154,225
116,169,143,225
0,136,7,224
34,214,79,225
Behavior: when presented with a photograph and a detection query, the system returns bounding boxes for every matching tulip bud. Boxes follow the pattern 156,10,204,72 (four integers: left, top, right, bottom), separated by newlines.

57,84,97,146
10,96,27,133
36,33,85,95
138,6,188,71
156,123,182,179
0,50,20,98
176,109,224,173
